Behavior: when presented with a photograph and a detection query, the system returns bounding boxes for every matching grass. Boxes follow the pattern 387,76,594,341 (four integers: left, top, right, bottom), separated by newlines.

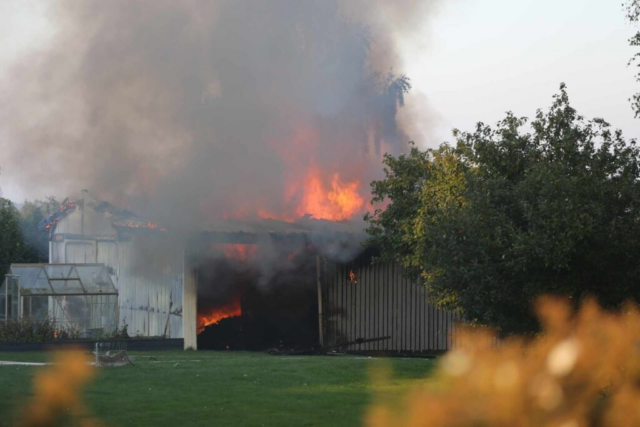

0,351,436,427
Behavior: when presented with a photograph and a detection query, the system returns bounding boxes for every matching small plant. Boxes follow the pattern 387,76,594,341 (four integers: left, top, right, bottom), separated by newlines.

108,322,130,340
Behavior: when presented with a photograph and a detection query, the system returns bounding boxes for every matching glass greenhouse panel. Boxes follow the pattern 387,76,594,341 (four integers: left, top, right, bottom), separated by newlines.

9,266,51,295
4,264,119,337
0,276,19,321
44,265,79,280
75,265,115,294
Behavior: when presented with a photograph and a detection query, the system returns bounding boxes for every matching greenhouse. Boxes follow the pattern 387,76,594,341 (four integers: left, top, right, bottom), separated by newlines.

1,264,118,337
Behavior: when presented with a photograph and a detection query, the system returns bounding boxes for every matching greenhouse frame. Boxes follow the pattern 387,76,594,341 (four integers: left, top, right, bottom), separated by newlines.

1,264,119,337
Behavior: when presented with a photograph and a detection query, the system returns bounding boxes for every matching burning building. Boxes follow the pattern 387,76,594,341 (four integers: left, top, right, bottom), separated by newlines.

42,191,184,338
33,191,455,353
3,1,451,352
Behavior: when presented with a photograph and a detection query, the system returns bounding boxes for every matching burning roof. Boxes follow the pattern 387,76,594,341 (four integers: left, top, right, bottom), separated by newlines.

199,216,366,263
40,192,363,242
38,198,80,234
204,216,365,236
39,194,165,235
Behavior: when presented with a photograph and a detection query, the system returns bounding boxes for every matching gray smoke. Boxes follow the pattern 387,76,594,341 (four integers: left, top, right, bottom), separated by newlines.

1,0,438,229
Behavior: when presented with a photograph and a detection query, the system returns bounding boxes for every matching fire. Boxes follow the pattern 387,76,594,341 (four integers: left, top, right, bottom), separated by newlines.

247,169,365,222
349,269,357,284
214,243,257,261
43,199,78,234
277,125,366,221
293,169,364,221
198,299,242,329
219,126,369,222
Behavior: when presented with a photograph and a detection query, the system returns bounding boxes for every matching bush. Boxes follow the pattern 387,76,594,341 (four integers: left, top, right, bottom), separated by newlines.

0,318,80,343
0,318,132,342
90,322,130,340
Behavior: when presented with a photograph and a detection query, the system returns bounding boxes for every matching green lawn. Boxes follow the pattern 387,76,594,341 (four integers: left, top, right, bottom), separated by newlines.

0,351,436,426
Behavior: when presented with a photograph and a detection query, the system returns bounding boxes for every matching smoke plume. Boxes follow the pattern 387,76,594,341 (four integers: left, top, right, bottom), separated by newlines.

1,0,438,228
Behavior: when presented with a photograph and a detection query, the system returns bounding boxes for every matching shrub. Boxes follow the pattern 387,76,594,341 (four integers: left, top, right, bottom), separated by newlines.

0,318,80,343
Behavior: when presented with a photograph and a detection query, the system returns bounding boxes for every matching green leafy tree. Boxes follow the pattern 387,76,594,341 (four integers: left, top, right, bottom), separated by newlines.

366,85,640,334
0,198,29,278
19,197,60,262
627,0,640,116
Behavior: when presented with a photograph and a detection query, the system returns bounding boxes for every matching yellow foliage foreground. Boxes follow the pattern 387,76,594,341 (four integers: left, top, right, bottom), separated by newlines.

367,298,640,427
19,350,98,427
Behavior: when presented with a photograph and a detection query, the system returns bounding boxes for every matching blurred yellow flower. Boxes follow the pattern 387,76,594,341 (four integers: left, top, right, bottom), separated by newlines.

18,349,98,427
367,297,640,427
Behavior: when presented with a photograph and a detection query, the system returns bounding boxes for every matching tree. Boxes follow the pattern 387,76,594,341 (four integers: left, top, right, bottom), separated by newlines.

365,85,640,334
627,0,640,117
0,198,29,279
19,197,60,262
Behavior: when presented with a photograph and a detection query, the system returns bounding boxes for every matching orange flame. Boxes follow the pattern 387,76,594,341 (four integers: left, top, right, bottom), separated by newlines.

249,170,365,222
349,269,357,284
219,124,369,222
43,200,77,233
293,169,364,221
198,299,242,329
215,243,257,261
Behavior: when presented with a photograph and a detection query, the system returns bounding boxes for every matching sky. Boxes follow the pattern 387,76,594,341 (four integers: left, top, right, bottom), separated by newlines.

0,0,638,202
403,0,639,146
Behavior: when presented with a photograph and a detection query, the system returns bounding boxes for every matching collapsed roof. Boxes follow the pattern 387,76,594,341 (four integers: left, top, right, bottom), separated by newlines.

40,192,366,240
39,194,164,235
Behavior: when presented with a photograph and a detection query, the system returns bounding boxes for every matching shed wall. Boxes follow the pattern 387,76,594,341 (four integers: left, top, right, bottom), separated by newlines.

50,203,184,338
99,240,183,338
324,261,456,353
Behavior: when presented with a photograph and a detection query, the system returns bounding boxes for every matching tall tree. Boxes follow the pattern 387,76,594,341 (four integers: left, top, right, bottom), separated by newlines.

366,85,640,334
19,197,60,262
0,198,29,278
627,0,640,117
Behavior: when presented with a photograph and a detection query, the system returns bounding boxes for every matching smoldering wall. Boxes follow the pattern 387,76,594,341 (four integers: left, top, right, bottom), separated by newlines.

1,0,439,229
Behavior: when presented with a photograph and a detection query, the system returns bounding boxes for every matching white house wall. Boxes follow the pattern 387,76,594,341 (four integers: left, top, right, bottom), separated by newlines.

112,240,183,338
49,198,185,339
